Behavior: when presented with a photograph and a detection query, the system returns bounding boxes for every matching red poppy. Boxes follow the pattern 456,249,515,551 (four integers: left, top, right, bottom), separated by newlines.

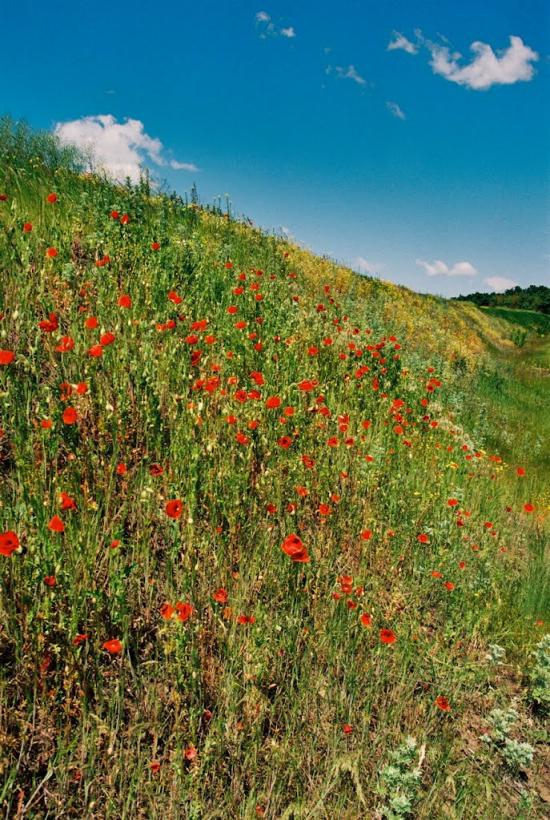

84,316,99,330
0,530,20,557
62,407,78,425
277,436,292,449
435,695,451,712
118,294,132,308
72,633,89,646
447,498,459,507
60,491,76,510
360,613,372,627
516,467,526,477
266,396,281,409
23,222,32,232
175,602,194,622
360,529,372,541
443,581,455,591
237,614,256,624
160,602,175,620
55,336,75,353
342,723,353,735
100,332,115,346
184,745,197,761
281,534,310,563
380,628,396,644
46,247,58,258
87,344,103,358
46,193,58,203
111,210,119,219
212,587,228,604
120,214,129,224
41,419,53,429
165,499,183,519
524,503,534,513
39,313,59,333
168,290,183,304
48,515,65,533
417,533,429,544
297,379,318,392
0,350,15,366
43,575,56,587
103,639,123,654
151,241,160,251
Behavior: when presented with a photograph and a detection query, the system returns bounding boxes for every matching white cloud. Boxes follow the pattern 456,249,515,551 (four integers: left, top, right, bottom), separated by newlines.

328,64,367,86
386,101,405,119
256,12,296,39
389,30,538,91
54,115,198,183
484,276,518,292
416,259,477,277
387,31,418,54
427,35,538,90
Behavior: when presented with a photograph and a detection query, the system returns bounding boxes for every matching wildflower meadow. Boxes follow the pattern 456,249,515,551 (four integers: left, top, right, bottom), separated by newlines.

0,120,548,818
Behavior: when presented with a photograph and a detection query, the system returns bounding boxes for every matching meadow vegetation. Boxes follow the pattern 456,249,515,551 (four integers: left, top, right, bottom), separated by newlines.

0,120,548,818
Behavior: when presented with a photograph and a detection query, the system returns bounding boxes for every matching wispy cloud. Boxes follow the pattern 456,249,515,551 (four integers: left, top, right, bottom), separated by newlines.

327,64,367,86
256,11,296,39
55,115,198,183
386,101,405,120
169,159,199,171
387,31,418,55
484,276,518,292
390,30,539,90
354,257,382,275
416,259,477,277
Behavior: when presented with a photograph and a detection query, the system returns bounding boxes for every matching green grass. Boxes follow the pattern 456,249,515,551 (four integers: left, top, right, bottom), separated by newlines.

0,123,548,818
481,306,550,347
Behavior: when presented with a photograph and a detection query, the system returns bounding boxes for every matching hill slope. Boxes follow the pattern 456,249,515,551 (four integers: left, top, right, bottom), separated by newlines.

0,124,548,818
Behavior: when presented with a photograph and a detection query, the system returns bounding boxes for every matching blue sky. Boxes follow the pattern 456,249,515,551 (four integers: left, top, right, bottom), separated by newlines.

2,0,549,296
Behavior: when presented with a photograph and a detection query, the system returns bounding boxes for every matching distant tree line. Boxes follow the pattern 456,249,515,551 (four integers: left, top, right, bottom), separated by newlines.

454,285,550,315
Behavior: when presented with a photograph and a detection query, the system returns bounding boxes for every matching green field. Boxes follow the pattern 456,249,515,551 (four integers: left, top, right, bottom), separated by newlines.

0,123,548,819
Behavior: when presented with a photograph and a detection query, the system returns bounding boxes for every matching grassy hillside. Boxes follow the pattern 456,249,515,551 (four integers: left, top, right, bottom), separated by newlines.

0,123,548,818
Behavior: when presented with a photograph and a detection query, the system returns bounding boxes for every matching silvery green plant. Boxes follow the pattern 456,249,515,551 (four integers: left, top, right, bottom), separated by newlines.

481,708,534,771
501,739,534,770
529,634,550,713
376,736,425,818
485,644,506,665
